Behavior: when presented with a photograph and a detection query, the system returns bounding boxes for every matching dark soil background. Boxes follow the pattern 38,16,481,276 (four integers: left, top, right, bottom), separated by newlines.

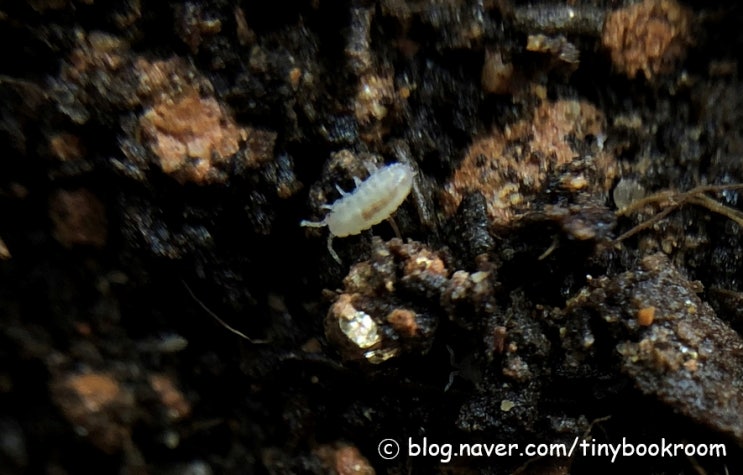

2,0,743,474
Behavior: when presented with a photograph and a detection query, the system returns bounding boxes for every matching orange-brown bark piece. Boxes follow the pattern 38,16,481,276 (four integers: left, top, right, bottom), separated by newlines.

442,99,617,226
139,90,276,184
602,0,693,79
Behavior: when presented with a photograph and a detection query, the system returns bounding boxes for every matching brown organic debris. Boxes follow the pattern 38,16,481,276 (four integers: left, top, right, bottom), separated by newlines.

602,0,693,79
149,374,191,421
133,57,203,101
354,71,401,143
481,49,514,94
316,443,376,475
442,99,617,226
568,254,743,444
139,90,276,184
526,34,580,64
51,372,135,453
175,2,222,54
49,189,108,248
355,72,396,125
234,7,256,46
49,133,85,161
386,308,418,337
636,306,655,326
63,32,128,84
0,236,10,259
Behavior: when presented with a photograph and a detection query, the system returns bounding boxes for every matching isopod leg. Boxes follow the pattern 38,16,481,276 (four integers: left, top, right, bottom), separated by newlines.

335,184,348,196
363,161,377,174
327,234,342,264
300,219,327,228
386,216,402,239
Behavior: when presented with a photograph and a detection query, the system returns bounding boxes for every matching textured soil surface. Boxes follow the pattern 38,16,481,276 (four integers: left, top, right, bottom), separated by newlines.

2,1,743,474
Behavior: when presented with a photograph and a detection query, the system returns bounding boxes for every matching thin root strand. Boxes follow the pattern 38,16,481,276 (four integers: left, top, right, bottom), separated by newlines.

182,281,268,343
614,183,743,243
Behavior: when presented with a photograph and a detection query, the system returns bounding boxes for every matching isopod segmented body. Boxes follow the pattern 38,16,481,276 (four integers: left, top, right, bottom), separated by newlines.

301,162,415,262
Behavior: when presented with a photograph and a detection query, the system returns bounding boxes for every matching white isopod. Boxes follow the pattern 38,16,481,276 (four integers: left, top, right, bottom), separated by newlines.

301,162,415,263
